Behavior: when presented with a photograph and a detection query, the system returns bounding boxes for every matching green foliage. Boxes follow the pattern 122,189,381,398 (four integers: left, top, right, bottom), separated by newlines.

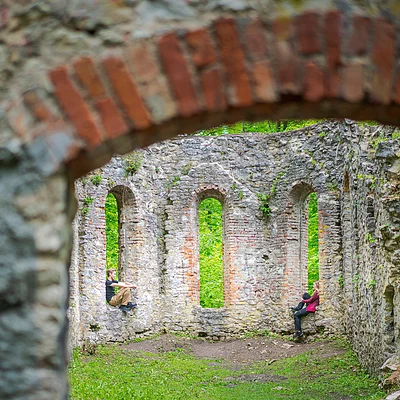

105,193,119,273
367,279,376,289
81,196,94,215
199,198,224,308
257,172,285,219
83,196,94,206
257,192,272,218
308,193,319,292
90,175,102,186
195,120,321,136
125,152,143,176
327,182,338,191
166,176,181,190
182,162,193,175
366,233,376,243
69,340,385,400
338,274,344,289
352,273,360,290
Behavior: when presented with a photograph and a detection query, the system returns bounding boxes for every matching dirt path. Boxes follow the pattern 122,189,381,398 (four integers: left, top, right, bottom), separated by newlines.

123,334,346,366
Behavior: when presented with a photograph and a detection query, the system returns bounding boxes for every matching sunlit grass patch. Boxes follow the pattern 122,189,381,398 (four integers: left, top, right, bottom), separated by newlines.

69,340,385,400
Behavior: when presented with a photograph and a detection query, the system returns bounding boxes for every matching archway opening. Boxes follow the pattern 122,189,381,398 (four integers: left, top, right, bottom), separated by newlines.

383,285,396,358
307,192,319,292
199,197,224,309
105,192,119,277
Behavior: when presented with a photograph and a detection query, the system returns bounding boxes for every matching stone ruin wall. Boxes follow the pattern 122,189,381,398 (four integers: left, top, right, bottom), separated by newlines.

340,122,400,373
70,120,400,374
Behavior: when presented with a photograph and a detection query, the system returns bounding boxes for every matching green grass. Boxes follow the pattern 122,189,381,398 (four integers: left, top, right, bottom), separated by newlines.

69,341,385,400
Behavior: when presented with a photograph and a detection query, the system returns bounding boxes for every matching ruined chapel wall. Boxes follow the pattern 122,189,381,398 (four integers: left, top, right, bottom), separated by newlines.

339,123,400,374
71,121,350,343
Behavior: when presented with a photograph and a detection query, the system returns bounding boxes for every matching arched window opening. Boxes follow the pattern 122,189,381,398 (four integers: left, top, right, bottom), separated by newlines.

383,285,395,356
105,192,119,277
307,192,319,292
105,186,137,283
199,197,224,308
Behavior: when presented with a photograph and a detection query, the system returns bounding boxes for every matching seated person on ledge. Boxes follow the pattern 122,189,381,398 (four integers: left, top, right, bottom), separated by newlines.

291,292,311,312
106,268,136,312
292,280,320,339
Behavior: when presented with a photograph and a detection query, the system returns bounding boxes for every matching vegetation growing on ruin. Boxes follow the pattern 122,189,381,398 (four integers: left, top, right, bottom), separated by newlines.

199,198,224,308
257,172,285,218
90,174,102,186
69,338,385,400
125,151,143,176
196,119,321,136
81,196,95,215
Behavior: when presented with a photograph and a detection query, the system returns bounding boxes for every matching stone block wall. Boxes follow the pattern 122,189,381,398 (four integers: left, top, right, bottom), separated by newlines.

340,122,400,374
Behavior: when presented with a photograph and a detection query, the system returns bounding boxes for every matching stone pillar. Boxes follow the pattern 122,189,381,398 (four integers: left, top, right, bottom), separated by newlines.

0,139,72,400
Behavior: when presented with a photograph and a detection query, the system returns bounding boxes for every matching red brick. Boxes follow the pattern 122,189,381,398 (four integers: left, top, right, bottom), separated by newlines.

342,64,364,103
347,16,370,55
303,62,324,102
185,29,216,68
126,43,158,83
372,20,396,75
251,60,277,102
325,12,341,98
296,12,321,55
392,71,400,105
158,32,201,117
73,57,106,99
200,67,227,112
73,57,129,137
326,11,341,66
48,66,102,148
243,19,268,61
273,18,300,94
95,97,129,139
214,18,253,107
23,90,53,122
371,20,396,104
126,43,177,123
102,55,152,129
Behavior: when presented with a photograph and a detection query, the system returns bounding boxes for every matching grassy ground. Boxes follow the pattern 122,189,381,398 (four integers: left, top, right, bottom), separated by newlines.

69,336,386,400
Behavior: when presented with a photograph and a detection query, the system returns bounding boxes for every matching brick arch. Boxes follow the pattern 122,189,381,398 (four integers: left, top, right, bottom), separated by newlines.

14,13,400,181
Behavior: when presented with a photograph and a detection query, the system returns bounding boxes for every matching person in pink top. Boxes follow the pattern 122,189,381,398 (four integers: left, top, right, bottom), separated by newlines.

293,281,320,339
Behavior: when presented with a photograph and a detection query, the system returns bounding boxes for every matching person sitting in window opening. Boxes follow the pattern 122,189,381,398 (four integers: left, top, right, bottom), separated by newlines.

293,281,320,339
106,268,136,312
